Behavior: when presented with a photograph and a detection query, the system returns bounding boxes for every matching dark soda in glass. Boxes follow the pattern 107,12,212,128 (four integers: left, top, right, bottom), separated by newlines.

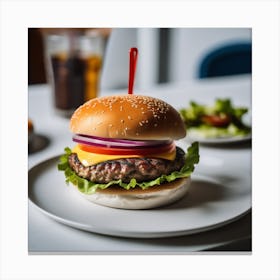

50,53,102,113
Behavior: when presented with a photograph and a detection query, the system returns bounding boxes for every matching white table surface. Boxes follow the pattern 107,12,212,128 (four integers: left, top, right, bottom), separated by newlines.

28,74,252,253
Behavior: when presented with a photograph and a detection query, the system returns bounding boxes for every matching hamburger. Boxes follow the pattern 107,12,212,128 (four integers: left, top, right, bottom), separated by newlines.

58,94,199,209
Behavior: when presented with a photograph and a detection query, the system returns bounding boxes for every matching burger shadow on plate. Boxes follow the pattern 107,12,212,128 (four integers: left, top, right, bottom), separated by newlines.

162,178,227,210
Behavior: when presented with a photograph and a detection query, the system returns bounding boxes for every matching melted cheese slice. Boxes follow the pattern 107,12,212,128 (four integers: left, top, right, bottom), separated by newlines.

72,145,176,166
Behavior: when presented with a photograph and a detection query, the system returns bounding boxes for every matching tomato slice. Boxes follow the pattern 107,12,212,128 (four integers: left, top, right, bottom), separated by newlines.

78,142,176,156
201,114,231,127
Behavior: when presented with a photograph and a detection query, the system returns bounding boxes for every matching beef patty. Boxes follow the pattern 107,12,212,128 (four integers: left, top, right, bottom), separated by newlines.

68,146,185,183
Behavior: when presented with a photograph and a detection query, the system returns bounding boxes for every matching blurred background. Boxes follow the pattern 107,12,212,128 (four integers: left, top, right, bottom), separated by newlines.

28,28,251,91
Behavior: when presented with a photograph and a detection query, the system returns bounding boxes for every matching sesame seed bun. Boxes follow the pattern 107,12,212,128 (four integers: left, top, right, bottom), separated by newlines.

73,177,191,209
70,94,186,140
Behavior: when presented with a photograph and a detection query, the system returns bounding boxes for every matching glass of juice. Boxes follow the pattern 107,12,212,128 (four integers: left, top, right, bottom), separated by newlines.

44,29,105,117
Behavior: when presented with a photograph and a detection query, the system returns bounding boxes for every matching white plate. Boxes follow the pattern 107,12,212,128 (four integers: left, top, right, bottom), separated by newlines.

186,133,252,144
28,155,251,238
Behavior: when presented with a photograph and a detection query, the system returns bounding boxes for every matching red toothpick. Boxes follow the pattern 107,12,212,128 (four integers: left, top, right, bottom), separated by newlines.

128,47,138,94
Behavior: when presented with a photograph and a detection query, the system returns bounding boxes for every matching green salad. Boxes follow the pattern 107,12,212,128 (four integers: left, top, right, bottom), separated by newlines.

179,99,251,138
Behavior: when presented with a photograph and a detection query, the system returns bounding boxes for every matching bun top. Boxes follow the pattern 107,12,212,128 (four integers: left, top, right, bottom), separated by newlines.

70,94,186,140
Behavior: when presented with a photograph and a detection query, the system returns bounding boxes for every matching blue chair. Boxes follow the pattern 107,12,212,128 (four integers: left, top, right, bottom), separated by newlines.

198,42,252,78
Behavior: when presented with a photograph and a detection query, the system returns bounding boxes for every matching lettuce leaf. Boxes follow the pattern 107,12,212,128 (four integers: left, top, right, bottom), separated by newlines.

57,142,199,195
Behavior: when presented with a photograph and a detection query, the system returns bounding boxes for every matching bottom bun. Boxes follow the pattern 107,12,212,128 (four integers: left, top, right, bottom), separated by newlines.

74,177,191,209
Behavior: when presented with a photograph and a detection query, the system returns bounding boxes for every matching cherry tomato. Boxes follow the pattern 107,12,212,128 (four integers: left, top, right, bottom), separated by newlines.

78,142,176,156
201,114,231,127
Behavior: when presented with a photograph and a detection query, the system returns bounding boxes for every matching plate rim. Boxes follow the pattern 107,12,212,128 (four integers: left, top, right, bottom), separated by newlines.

186,133,251,144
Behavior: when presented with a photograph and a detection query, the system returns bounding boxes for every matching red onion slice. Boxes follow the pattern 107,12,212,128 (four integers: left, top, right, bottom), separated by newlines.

73,134,172,149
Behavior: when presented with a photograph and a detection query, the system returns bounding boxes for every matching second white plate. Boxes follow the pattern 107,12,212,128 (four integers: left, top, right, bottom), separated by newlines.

187,133,251,144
